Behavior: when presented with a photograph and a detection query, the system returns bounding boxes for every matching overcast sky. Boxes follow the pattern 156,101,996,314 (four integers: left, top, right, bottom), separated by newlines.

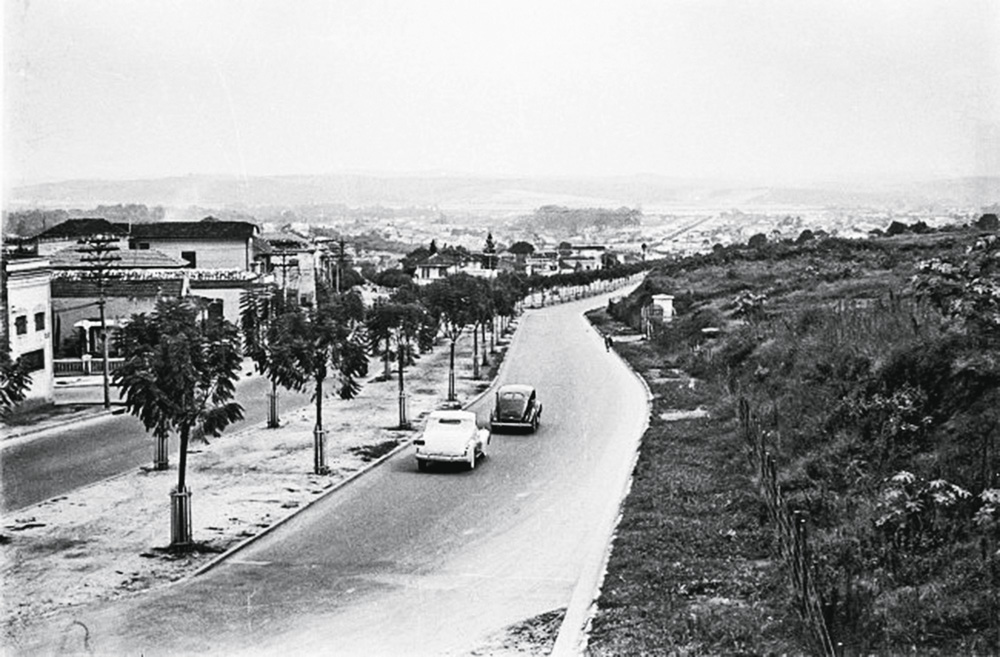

3,0,998,187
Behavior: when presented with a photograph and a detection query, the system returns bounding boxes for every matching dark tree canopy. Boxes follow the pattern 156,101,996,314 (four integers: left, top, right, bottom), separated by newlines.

372,267,415,289
114,297,244,495
508,241,536,256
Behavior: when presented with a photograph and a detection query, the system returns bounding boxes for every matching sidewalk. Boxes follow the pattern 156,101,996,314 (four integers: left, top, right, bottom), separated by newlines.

2,325,511,645
1,403,117,441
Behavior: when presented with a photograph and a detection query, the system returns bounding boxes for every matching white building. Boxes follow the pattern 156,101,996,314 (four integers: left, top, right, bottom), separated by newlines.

4,257,55,404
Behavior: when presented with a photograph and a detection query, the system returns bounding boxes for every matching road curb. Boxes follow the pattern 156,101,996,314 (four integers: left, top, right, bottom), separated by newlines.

551,295,653,657
1,407,118,445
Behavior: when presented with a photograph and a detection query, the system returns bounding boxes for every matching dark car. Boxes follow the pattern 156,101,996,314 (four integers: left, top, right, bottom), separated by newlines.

489,384,542,433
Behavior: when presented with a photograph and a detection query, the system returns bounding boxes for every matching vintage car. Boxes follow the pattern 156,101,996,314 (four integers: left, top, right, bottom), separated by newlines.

489,383,542,433
414,409,490,471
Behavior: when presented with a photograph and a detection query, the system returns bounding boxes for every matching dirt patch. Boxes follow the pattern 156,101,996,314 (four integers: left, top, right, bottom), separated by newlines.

348,439,401,461
469,608,566,656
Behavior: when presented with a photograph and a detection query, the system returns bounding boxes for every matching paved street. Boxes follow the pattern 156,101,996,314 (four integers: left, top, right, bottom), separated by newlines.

7,291,649,656
1,371,314,512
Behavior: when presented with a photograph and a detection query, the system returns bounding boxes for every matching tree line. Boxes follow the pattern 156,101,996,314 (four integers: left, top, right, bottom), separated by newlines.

1,247,649,547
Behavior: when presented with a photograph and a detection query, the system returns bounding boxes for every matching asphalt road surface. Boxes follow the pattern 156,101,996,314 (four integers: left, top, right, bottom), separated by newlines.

1,373,314,512
10,292,649,656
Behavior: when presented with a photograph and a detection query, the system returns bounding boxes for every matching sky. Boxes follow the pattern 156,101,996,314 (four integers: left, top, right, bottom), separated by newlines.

3,0,999,187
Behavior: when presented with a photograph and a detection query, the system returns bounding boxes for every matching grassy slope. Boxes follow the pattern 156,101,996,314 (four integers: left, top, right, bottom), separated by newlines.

587,315,805,655
586,230,1000,656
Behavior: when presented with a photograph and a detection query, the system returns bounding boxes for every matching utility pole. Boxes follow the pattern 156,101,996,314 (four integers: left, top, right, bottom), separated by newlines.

77,234,121,409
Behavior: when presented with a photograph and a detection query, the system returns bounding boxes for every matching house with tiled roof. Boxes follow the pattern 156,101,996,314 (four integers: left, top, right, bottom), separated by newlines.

49,245,188,270
47,242,190,357
50,273,190,359
413,253,459,285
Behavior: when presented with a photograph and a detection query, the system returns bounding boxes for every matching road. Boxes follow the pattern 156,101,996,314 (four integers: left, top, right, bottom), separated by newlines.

1,372,314,512
10,292,649,656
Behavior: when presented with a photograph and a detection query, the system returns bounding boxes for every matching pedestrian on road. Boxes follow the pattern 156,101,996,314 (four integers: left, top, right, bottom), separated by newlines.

605,335,613,351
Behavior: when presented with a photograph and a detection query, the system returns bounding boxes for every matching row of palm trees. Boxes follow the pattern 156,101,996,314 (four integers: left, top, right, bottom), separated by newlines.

111,262,650,547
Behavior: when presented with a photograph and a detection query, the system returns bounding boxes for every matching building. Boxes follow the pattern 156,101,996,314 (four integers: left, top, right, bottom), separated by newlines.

563,245,606,271
641,294,675,338
51,274,188,357
3,257,55,404
48,245,189,357
413,253,461,285
126,218,260,270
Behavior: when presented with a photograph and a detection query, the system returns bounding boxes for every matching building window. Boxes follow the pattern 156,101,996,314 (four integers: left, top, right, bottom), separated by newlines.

20,349,45,373
181,251,197,268
208,299,224,321
15,315,27,335
34,312,46,332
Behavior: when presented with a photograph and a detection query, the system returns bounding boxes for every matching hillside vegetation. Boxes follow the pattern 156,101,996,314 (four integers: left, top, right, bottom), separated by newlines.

590,227,1000,655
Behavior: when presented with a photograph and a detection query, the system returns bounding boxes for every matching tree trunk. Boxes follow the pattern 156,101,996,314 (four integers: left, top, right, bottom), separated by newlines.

171,423,192,546
482,322,490,365
398,342,408,428
473,325,480,379
315,375,323,432
177,424,189,491
154,434,169,470
314,375,327,474
267,380,280,428
383,336,391,379
448,339,456,401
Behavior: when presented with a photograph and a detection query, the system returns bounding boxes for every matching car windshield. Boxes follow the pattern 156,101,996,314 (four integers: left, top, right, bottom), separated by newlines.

497,391,527,412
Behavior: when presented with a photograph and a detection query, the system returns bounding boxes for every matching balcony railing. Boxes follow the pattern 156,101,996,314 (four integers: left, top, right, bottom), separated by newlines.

53,357,126,377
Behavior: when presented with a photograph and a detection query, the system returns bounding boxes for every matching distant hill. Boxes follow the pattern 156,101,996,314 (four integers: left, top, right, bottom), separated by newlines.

7,173,1000,212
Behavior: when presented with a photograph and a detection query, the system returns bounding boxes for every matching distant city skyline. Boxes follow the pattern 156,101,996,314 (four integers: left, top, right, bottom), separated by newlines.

3,1,999,191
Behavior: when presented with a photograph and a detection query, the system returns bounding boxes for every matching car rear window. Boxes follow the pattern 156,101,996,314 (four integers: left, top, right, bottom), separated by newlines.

500,392,525,401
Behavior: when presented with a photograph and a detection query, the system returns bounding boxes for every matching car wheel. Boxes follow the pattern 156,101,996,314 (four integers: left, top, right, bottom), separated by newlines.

417,459,428,472
532,416,539,433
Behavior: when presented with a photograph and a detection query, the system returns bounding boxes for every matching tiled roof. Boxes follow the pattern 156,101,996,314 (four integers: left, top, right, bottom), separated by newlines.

51,278,185,299
49,246,187,269
124,220,258,240
35,218,126,240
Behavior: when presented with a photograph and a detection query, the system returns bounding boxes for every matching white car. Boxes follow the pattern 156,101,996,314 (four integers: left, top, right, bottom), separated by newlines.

414,410,490,471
